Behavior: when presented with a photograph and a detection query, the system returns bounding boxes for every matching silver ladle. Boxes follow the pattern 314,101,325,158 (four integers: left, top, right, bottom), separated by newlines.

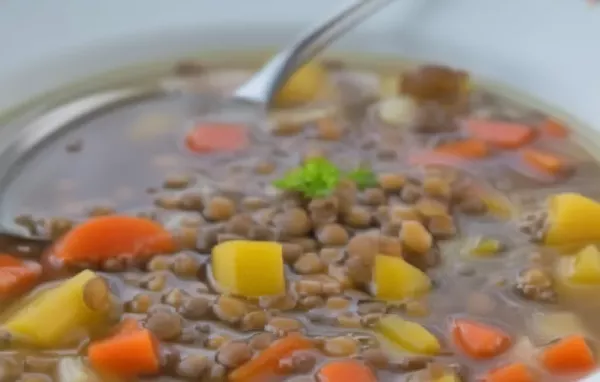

0,0,396,243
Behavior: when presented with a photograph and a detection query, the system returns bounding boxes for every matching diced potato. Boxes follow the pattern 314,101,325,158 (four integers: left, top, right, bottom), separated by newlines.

377,315,440,355
274,61,329,106
554,258,600,306
469,237,503,257
569,245,600,284
212,240,285,297
59,357,101,382
530,312,588,344
544,193,600,246
434,373,461,382
4,270,107,347
373,255,431,300
378,96,417,127
481,194,513,220
400,220,433,254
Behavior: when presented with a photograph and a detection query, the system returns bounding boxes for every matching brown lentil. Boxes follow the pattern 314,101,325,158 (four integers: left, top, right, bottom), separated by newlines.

322,336,359,357
317,223,349,246
176,354,211,379
213,296,249,324
249,332,276,351
179,296,212,320
216,341,253,368
204,196,236,221
178,193,205,211
273,208,312,237
266,317,303,335
294,252,326,274
145,311,183,341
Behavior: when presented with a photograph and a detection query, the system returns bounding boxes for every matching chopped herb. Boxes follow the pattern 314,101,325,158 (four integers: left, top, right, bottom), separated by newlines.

273,158,341,198
346,166,378,190
274,159,379,198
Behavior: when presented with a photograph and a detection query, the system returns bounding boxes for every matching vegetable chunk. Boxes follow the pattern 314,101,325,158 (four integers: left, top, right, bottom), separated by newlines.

88,328,160,377
373,254,431,300
229,333,313,381
377,315,441,355
451,319,511,359
0,255,41,301
212,240,285,297
4,270,109,347
539,335,596,374
568,245,600,284
544,193,600,246
52,215,176,264
318,360,377,382
274,61,329,106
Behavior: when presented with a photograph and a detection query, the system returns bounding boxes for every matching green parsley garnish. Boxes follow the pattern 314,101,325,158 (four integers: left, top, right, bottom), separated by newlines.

273,158,378,198
273,157,341,198
346,166,378,190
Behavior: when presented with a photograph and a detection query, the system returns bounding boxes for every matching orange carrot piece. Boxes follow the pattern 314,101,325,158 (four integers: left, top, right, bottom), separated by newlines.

541,118,569,138
452,319,512,359
466,119,536,149
409,151,468,168
88,328,160,377
229,333,314,381
185,122,249,153
318,361,377,382
52,215,176,264
0,255,41,301
435,139,490,159
485,363,537,382
539,335,596,374
522,148,568,175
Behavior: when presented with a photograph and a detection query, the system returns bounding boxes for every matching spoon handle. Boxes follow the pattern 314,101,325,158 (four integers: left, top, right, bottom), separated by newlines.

233,0,396,106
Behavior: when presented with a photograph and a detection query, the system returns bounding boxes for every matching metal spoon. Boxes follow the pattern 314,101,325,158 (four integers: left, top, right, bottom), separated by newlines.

199,0,396,132
0,0,396,243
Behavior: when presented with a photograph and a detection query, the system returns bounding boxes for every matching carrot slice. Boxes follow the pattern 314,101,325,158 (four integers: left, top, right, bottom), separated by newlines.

541,118,569,138
466,119,536,149
539,335,596,374
52,215,176,264
88,328,160,377
485,363,537,382
0,255,41,301
318,361,377,382
451,319,512,359
229,333,314,381
435,139,489,159
522,148,569,175
185,122,249,153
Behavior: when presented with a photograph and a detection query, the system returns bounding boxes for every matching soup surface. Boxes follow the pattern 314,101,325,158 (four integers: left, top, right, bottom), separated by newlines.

0,55,597,382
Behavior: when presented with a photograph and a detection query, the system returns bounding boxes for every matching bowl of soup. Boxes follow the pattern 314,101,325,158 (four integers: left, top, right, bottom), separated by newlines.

1,0,600,381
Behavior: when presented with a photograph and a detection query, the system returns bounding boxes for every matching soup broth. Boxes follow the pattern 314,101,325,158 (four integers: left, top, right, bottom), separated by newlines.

0,54,597,382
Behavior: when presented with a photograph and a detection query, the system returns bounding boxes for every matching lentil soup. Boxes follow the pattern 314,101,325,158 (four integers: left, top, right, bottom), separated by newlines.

0,55,597,382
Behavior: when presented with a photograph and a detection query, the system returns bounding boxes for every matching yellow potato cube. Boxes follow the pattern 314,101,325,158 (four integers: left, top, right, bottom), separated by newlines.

5,270,104,347
377,315,440,355
212,240,285,297
569,245,600,284
435,373,461,382
530,311,588,344
274,61,329,106
545,193,600,246
373,255,431,300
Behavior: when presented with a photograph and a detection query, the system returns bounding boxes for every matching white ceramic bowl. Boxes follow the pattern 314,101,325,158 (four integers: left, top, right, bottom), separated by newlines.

1,1,600,379
1,0,600,129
